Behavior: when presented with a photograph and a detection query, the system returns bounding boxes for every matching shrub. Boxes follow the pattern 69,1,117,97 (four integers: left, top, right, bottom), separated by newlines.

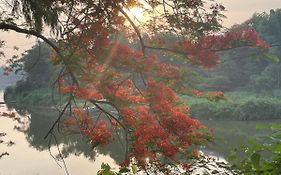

187,93,281,120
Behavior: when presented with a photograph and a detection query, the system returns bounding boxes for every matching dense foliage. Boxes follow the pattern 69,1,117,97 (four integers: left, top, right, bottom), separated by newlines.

0,67,21,89
186,93,281,120
4,42,59,105
230,123,281,175
201,9,281,92
184,9,281,121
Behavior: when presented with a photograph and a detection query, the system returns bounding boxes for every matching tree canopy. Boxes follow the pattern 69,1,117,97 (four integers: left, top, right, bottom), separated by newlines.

199,9,281,92
0,0,269,173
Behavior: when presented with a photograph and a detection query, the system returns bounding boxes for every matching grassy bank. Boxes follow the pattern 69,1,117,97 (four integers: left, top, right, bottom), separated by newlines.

183,92,281,120
4,86,63,106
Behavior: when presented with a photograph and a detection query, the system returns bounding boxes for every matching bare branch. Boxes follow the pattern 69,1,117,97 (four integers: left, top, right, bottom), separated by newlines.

117,7,146,55
0,22,79,86
44,97,72,139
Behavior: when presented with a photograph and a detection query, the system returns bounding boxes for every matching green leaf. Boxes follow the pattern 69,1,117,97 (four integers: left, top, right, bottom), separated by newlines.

101,163,111,171
228,154,237,161
97,163,115,175
256,123,269,129
273,144,281,153
270,123,281,130
119,167,130,173
250,152,261,169
272,132,281,139
265,54,279,62
247,138,255,146
132,164,138,174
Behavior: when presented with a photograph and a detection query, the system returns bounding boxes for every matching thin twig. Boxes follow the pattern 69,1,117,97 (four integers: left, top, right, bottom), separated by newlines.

44,98,72,139
51,132,70,175
117,7,145,55
48,135,62,168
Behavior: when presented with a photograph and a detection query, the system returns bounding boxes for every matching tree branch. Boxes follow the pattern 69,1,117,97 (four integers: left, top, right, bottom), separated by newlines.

44,98,72,139
117,7,146,55
0,22,79,86
0,23,60,54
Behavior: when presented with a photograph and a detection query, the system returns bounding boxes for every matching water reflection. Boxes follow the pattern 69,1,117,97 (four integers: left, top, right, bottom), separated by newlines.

202,119,276,157
20,106,126,162
0,93,122,174
1,90,280,174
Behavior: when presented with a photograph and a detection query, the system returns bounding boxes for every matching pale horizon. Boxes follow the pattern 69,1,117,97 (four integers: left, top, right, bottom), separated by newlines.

219,0,281,27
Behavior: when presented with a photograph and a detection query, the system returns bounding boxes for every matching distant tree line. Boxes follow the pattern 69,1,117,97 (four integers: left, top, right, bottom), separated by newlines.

4,41,58,105
196,9,281,93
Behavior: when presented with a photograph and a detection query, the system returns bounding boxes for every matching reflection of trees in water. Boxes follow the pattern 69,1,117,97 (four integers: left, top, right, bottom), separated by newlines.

202,120,274,157
11,105,274,164
12,105,126,163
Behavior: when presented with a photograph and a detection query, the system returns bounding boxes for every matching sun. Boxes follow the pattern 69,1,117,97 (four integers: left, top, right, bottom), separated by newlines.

129,7,146,22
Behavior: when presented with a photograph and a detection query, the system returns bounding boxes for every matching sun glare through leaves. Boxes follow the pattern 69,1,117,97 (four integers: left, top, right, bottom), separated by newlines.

126,7,148,24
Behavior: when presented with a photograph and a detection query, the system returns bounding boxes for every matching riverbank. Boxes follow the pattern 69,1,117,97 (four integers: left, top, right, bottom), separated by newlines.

183,92,281,120
4,86,63,106
5,86,281,121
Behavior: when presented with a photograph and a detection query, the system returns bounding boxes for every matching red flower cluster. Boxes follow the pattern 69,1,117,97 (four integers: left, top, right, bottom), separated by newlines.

112,81,209,168
64,108,113,146
58,77,104,101
192,89,226,101
147,28,269,69
54,18,267,171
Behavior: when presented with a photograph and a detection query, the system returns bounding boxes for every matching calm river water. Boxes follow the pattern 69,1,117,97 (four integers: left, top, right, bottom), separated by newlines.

0,90,280,174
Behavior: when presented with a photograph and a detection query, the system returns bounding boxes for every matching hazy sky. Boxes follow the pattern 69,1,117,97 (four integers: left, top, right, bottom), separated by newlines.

0,0,280,65
219,0,281,27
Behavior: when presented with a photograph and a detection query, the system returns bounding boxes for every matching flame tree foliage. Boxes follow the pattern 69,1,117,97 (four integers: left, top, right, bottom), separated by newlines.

0,0,269,173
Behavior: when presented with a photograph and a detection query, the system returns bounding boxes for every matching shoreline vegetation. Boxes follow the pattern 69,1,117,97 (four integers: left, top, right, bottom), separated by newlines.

4,86,281,121
4,86,61,106
184,92,281,120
